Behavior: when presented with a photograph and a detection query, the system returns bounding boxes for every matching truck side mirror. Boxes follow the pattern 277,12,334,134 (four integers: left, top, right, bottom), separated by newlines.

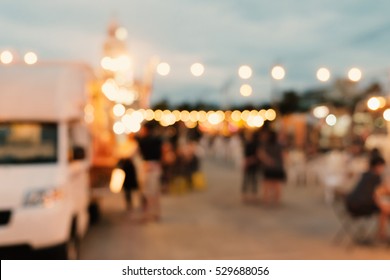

73,146,86,160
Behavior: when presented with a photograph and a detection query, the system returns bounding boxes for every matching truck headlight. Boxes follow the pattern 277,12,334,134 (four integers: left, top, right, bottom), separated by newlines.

24,188,64,207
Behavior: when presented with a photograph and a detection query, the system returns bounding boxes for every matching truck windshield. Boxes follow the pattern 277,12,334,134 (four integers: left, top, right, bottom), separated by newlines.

0,122,58,164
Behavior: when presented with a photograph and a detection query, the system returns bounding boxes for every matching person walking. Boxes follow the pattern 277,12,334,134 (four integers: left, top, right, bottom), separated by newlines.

116,134,141,213
242,130,260,202
136,122,163,222
258,129,286,206
118,155,138,211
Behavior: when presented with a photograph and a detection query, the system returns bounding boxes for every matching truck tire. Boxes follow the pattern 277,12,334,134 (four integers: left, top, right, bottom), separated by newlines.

57,219,80,260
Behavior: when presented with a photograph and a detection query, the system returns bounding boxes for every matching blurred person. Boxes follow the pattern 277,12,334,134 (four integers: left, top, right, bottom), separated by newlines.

174,143,195,190
258,129,286,205
304,143,321,186
242,130,260,202
161,141,176,193
370,147,382,161
344,143,369,185
116,135,140,212
286,146,306,187
199,134,212,157
346,157,386,239
136,122,163,222
189,140,207,190
228,132,243,168
117,155,139,211
212,134,227,162
320,149,350,203
187,141,201,175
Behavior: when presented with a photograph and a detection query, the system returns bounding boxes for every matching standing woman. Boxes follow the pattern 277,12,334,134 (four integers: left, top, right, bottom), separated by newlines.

118,155,139,211
258,129,286,205
242,130,260,202
116,135,140,212
136,122,163,221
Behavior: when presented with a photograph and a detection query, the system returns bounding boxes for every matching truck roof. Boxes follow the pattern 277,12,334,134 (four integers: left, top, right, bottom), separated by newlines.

0,62,94,121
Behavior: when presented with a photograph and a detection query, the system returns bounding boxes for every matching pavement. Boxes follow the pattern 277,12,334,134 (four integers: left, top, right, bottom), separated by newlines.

80,159,390,259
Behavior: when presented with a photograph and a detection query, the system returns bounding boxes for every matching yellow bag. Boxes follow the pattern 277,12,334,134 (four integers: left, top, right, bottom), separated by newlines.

109,168,125,193
192,171,206,191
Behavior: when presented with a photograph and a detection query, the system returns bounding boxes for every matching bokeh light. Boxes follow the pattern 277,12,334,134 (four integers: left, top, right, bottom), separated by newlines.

198,111,207,122
24,52,38,65
185,121,197,129
231,110,241,122
265,109,277,121
241,110,250,121
190,63,205,77
367,97,381,111
208,112,223,125
316,67,330,82
100,55,131,72
145,109,155,121
180,110,190,122
113,104,126,117
271,65,285,80
326,114,337,126
348,67,362,82
154,110,163,121
383,109,390,121
247,115,264,128
173,110,181,122
238,65,252,79
0,50,13,64
115,27,128,41
313,105,329,119
157,62,170,76
113,121,125,135
101,79,119,101
240,84,253,97
122,115,142,133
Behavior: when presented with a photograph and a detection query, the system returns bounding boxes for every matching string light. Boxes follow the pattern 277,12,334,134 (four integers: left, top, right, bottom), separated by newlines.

240,84,253,97
109,108,278,133
24,52,38,65
190,63,205,77
0,48,374,85
238,65,252,79
271,65,286,80
316,67,330,82
348,67,362,82
0,50,13,64
156,62,170,76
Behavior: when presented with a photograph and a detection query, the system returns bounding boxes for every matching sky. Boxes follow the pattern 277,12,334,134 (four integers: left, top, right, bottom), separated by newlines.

1,0,390,106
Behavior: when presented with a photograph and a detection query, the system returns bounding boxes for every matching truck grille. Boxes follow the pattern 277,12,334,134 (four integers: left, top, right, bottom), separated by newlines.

0,211,11,225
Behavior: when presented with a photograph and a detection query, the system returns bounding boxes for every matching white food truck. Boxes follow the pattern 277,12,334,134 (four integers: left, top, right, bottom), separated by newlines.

0,63,93,259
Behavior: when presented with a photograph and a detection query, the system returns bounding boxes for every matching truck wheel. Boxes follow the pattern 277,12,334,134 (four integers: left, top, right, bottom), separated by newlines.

64,232,79,260
57,221,80,260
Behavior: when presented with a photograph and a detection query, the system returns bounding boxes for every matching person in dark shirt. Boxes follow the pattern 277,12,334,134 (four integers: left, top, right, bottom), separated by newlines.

346,156,386,216
136,122,163,222
118,156,138,211
258,129,286,205
242,130,260,202
138,134,162,161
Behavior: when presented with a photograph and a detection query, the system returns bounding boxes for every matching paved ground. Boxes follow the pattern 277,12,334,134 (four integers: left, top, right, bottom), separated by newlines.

80,159,390,259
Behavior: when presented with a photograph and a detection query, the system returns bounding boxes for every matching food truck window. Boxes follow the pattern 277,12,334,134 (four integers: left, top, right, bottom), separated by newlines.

0,122,58,164
68,121,88,162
